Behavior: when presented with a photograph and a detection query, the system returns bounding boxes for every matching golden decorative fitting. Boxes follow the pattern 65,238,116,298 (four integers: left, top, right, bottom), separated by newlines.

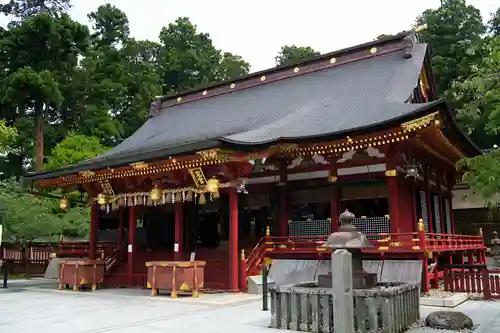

412,246,421,250
330,57,337,64
230,83,236,88
266,225,271,236
293,67,300,73
97,193,107,205
150,186,161,202
370,47,378,54
378,246,389,251
434,119,441,127
385,169,397,177
241,249,245,260
418,218,425,231
426,252,433,259
130,161,148,169
198,193,206,204
177,97,182,102
270,143,299,153
205,177,220,194
79,170,95,178
327,176,337,183
401,112,438,132
202,90,208,96
59,197,69,210
260,75,266,81
196,148,232,161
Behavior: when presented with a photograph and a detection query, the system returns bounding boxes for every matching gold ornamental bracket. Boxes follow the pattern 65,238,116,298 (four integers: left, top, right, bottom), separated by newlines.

401,111,439,133
385,169,397,177
196,148,234,162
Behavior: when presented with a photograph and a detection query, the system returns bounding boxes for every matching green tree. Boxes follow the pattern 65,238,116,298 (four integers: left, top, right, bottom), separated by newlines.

417,0,486,95
217,52,250,81
275,45,320,66
158,17,221,94
0,177,89,242
0,0,71,22
0,119,18,154
454,36,500,199
45,134,108,170
0,13,89,171
450,37,500,143
489,7,500,36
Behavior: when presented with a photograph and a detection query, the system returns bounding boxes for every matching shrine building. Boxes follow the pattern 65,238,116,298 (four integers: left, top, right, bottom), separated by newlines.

25,31,484,292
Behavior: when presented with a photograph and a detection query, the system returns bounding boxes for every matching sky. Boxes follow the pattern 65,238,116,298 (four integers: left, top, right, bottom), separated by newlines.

3,0,500,71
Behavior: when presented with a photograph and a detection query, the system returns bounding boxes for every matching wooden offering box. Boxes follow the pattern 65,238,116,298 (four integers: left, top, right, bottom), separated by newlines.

146,261,206,298
59,259,105,292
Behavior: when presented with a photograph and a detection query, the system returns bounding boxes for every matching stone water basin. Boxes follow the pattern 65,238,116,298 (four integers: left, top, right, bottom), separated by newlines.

270,281,420,333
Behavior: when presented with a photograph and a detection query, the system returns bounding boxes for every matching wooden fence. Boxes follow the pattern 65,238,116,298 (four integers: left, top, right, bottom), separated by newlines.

443,264,500,300
1,243,55,275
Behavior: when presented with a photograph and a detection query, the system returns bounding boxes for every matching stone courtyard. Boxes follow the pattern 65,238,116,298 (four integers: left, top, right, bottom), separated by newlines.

2,279,500,333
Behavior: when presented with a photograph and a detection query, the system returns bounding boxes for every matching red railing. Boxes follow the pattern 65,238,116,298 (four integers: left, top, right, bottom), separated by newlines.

444,267,500,300
244,229,486,281
58,241,121,258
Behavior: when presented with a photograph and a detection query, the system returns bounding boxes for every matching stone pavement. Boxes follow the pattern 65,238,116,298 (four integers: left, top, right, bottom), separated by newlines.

2,279,500,332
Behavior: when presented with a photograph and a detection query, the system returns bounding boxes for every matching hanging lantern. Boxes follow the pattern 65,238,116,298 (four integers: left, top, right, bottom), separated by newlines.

206,177,220,194
185,191,193,202
97,193,107,205
150,186,162,202
165,192,172,203
175,192,182,203
198,193,206,205
59,197,69,210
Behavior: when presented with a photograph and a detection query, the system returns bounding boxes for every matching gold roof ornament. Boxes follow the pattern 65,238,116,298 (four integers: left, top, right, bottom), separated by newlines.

150,186,161,202
97,193,107,206
59,197,69,211
206,177,220,194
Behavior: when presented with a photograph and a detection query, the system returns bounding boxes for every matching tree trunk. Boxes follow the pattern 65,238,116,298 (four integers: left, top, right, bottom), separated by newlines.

34,101,44,171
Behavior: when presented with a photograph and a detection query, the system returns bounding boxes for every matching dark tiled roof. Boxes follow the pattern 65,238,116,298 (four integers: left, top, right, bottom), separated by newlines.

90,44,426,159
27,39,439,180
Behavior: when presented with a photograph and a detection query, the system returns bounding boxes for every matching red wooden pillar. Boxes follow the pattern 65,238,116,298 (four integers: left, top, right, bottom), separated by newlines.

424,168,434,233
127,205,136,287
118,208,124,244
437,181,446,234
228,188,239,291
449,192,456,234
330,187,339,232
174,203,183,261
329,158,339,232
386,153,400,233
89,204,99,260
278,162,288,236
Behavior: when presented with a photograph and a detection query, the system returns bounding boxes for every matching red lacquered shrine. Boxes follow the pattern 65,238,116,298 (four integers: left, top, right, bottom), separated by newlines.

26,31,485,292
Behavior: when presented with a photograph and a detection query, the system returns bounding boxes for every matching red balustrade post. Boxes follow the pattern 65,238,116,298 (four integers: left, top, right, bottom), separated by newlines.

240,249,247,292
418,219,430,293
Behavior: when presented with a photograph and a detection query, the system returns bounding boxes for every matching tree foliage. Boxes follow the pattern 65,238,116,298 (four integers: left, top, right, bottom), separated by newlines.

45,134,108,170
0,178,89,242
275,45,320,66
1,1,498,235
416,0,485,96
